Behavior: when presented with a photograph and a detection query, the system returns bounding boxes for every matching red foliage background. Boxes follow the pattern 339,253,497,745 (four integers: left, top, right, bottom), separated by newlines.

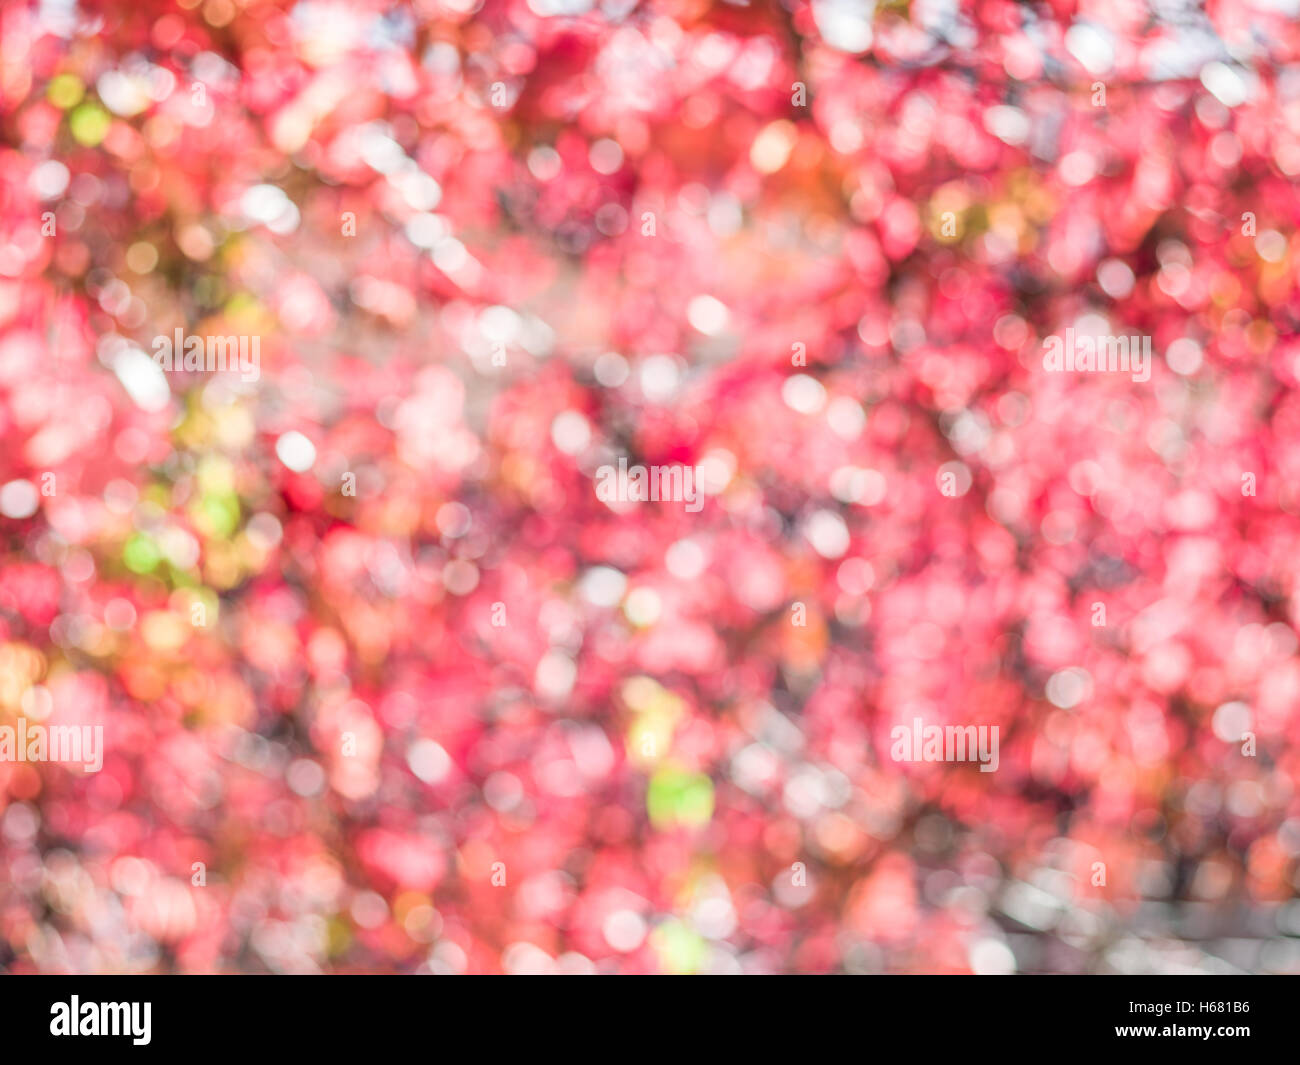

1,0,1299,973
